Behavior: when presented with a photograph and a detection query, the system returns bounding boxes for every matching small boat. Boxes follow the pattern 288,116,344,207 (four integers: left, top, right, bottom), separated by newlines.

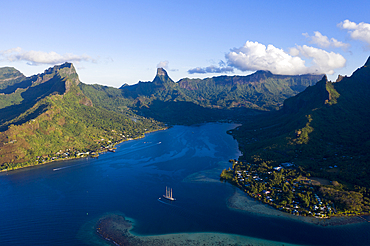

163,186,176,201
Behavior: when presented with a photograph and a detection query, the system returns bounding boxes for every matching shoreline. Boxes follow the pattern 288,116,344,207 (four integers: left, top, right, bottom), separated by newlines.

182,160,370,226
0,127,168,173
227,189,369,227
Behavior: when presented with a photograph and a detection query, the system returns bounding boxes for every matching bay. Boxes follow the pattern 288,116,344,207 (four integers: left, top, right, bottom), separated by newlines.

0,123,369,245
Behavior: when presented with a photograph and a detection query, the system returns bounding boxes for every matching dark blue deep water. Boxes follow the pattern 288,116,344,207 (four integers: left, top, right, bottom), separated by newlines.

0,123,369,245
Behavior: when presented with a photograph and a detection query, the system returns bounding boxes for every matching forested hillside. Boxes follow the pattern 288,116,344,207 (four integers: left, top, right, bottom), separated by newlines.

177,71,322,110
0,67,26,90
226,57,370,214
0,63,328,172
2,58,370,216
80,68,322,124
120,68,322,111
0,63,164,171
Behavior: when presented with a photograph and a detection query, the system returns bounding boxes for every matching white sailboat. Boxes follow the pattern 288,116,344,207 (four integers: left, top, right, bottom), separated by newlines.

163,186,176,201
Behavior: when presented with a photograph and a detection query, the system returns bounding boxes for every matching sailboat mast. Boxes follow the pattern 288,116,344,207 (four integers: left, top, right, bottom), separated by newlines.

162,186,175,201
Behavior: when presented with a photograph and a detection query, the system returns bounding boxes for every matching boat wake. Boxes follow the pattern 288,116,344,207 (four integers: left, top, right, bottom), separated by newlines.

53,166,72,171
53,163,86,171
157,198,178,207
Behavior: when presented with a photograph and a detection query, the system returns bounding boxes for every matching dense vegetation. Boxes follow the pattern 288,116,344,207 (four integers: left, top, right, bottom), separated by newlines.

0,67,26,90
224,57,370,216
80,68,321,125
222,160,370,216
2,58,369,218
0,64,320,170
176,71,322,110
121,69,322,112
0,63,164,171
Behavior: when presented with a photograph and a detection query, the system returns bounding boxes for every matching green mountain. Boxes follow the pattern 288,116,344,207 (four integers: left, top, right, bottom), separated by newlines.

228,57,370,213
0,63,324,170
80,68,322,125
2,58,369,215
0,63,76,131
0,63,164,171
120,68,179,98
0,67,27,109
119,68,322,110
234,57,370,183
176,71,322,110
0,67,26,90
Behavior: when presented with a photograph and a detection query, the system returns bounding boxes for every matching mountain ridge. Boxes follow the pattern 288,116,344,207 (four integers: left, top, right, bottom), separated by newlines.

114,68,323,112
0,67,26,91
222,57,370,215
0,62,89,131
0,63,164,171
79,68,323,126
231,56,370,189
1,58,369,217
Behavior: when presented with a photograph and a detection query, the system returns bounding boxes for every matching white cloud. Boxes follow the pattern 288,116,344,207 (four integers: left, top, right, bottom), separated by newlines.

292,45,346,75
225,41,346,75
188,65,234,74
156,60,169,69
226,41,308,75
303,31,349,49
188,60,234,74
339,20,370,45
0,47,94,65
156,60,178,72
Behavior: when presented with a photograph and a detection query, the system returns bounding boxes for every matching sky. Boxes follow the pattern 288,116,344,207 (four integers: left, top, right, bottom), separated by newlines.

1,0,370,87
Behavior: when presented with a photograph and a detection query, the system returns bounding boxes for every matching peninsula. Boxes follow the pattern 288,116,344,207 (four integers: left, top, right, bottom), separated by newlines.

222,57,370,218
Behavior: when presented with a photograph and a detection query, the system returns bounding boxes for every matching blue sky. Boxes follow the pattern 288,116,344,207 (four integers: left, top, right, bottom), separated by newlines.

1,0,370,87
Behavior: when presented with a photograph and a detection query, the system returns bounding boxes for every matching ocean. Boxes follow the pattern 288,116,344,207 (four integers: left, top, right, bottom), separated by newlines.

0,123,369,245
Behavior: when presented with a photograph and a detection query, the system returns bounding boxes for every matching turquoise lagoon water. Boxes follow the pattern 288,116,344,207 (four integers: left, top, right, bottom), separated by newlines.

0,123,369,245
